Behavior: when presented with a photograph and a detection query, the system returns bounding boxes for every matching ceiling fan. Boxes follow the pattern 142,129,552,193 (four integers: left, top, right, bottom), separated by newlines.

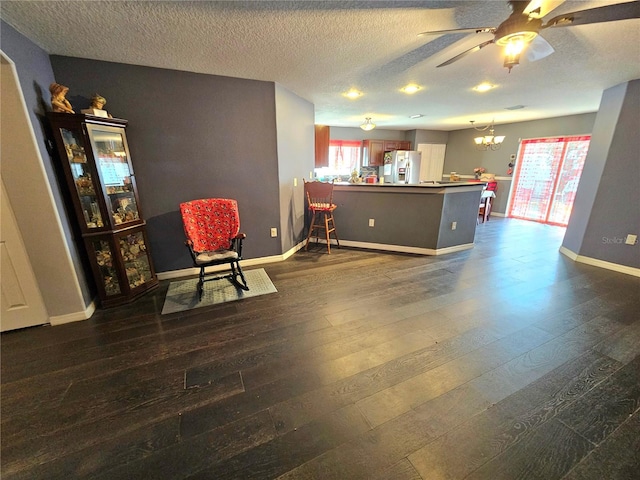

419,0,640,72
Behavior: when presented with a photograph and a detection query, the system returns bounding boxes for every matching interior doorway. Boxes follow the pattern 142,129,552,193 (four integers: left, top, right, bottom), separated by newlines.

507,136,590,226
1,56,49,331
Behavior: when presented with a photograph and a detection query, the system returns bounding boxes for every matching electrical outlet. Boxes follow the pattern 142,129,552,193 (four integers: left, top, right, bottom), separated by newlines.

270,227,278,238
368,218,375,227
293,178,298,187
625,234,637,245
451,221,457,230
309,171,313,180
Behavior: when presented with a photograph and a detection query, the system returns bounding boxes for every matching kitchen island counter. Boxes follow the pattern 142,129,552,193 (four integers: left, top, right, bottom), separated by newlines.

334,181,483,189
324,182,483,255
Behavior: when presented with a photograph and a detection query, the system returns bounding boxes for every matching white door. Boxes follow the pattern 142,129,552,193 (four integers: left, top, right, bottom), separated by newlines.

0,57,50,332
417,143,447,182
1,180,49,331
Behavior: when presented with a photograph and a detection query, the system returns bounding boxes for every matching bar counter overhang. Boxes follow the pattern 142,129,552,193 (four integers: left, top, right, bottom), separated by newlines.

325,182,485,255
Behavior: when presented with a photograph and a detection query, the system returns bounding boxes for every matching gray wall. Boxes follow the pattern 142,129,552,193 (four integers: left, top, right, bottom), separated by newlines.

328,126,407,142
328,126,449,148
563,80,640,269
406,129,450,146
50,56,283,272
443,113,597,213
274,83,315,252
443,113,597,177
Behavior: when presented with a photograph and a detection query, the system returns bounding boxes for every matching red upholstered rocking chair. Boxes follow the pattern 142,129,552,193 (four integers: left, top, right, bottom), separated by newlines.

179,198,248,300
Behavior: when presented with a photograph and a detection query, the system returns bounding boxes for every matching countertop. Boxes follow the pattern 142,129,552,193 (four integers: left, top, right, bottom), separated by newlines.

334,181,484,187
333,181,485,193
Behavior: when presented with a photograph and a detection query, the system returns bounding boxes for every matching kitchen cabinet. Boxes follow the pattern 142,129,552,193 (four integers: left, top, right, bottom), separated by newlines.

47,112,158,307
383,140,412,151
314,125,330,167
362,139,412,166
362,139,385,166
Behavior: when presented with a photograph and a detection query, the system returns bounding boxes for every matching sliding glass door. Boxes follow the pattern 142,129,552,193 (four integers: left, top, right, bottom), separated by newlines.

508,136,590,226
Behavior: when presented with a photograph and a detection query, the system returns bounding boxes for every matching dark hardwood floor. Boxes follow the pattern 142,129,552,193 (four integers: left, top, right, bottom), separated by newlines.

2,217,639,480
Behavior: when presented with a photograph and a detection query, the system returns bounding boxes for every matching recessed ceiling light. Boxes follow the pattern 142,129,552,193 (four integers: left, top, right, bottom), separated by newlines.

401,84,421,94
473,83,495,93
410,114,424,119
343,89,363,99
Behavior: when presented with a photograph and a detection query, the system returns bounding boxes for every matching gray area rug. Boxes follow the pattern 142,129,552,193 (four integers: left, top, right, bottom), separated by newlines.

161,268,277,315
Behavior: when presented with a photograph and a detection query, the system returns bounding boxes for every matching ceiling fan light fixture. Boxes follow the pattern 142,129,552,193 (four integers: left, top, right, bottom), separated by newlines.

503,50,521,72
504,35,527,55
360,117,376,131
494,13,541,73
496,30,538,47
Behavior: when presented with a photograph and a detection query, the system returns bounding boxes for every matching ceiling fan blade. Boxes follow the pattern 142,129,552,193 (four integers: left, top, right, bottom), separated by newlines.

543,1,640,29
418,27,494,36
526,35,555,62
436,39,495,67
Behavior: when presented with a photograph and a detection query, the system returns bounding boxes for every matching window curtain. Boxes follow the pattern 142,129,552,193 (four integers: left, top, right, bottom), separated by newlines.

329,140,361,173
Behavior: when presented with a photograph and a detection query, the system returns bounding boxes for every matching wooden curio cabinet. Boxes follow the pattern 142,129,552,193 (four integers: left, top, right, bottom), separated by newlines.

47,112,158,307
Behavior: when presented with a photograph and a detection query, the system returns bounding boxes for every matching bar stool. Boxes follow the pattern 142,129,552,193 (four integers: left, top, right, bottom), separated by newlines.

303,179,340,253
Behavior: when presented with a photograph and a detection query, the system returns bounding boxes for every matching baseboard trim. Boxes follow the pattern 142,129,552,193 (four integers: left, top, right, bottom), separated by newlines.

157,241,306,281
309,238,474,256
49,299,97,325
559,246,640,278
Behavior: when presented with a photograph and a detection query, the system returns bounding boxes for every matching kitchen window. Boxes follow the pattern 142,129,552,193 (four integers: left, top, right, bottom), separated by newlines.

315,140,361,179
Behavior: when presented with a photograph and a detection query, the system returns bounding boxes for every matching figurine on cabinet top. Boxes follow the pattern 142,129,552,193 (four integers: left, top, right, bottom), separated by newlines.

81,93,112,118
50,83,75,113
90,94,107,110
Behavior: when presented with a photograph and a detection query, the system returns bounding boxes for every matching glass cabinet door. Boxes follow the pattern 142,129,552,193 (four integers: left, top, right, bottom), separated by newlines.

86,124,140,227
59,128,104,229
118,230,153,290
90,238,122,296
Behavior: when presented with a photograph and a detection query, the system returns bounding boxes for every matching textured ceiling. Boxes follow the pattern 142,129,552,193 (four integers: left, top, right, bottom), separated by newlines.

2,0,639,130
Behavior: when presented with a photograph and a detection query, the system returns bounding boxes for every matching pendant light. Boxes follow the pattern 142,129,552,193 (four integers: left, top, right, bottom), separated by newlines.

470,120,505,151
360,117,376,131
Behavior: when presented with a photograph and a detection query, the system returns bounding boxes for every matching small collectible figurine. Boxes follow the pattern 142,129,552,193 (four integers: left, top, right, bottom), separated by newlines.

90,93,107,110
49,83,75,113
84,93,112,117
348,169,361,183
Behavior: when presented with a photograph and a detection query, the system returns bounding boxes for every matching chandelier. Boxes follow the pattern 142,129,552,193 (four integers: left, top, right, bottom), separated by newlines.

470,120,505,150
360,117,376,131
